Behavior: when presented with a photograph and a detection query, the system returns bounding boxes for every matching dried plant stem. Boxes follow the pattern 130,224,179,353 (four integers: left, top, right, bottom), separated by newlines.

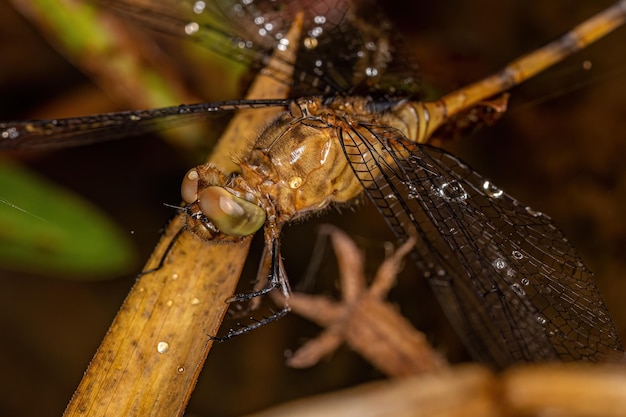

63,13,302,417
244,364,626,417
245,365,496,417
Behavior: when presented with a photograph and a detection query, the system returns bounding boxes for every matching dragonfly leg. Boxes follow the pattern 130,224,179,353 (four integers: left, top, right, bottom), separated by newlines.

208,307,290,342
138,203,214,276
138,216,187,276
211,235,292,341
227,238,286,302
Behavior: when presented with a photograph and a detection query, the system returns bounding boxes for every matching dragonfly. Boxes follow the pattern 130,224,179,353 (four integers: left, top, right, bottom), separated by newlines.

1,0,625,369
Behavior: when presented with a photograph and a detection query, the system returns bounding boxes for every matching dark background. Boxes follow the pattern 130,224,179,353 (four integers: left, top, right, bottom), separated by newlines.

0,1,625,416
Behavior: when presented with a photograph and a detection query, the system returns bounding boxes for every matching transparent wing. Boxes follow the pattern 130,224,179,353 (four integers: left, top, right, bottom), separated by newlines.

0,99,289,150
339,123,624,368
105,0,420,97
4,0,421,150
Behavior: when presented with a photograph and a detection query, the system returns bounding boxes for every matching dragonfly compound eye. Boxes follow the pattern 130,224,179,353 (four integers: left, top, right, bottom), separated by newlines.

181,168,200,204
198,186,266,236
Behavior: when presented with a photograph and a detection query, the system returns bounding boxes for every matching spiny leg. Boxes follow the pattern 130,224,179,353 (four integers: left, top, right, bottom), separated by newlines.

210,236,292,341
227,238,287,302
209,308,290,342
138,214,187,276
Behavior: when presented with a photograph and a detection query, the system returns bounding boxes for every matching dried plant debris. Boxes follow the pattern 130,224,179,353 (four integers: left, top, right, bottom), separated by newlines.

285,225,447,376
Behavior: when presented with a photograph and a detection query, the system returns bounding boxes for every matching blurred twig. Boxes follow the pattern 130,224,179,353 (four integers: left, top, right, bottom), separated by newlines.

244,363,626,417
245,365,497,417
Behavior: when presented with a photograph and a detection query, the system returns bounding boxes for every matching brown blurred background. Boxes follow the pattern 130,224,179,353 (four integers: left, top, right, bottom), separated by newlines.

0,1,625,416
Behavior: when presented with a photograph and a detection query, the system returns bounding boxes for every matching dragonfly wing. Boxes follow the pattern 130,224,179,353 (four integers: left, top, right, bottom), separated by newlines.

105,0,420,97
0,100,288,150
339,124,624,368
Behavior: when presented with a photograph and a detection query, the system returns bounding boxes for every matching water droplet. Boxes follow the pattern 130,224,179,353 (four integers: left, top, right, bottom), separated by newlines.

177,366,185,373
171,273,179,280
521,278,530,286
525,206,542,217
435,180,468,202
1,127,19,139
405,182,419,199
254,16,264,25
493,258,507,270
511,250,523,260
365,67,378,77
482,180,503,198
191,297,200,305
192,1,205,14
511,283,526,296
279,38,289,47
304,37,318,49
536,315,547,325
314,15,326,24
365,41,376,50
436,269,446,276
157,341,170,353
310,26,323,37
185,22,199,35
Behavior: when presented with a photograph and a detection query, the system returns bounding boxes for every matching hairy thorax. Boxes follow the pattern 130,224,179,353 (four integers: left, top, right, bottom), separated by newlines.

239,97,383,222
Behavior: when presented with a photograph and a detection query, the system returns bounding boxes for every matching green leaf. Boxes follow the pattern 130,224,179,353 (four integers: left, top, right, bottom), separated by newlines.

0,160,135,279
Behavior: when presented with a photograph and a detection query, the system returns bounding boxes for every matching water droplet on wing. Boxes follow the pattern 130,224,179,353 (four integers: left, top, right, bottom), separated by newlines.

482,180,503,198
435,180,468,202
511,283,526,296
493,258,507,270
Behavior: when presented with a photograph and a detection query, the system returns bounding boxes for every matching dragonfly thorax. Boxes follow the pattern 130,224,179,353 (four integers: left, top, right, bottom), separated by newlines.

179,99,367,239
181,96,436,237
239,99,365,222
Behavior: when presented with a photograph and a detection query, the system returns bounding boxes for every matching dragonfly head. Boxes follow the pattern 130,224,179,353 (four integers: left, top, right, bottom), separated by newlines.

182,167,266,237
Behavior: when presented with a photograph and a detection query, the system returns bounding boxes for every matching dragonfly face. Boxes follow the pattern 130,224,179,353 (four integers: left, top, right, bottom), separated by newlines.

2,0,625,369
